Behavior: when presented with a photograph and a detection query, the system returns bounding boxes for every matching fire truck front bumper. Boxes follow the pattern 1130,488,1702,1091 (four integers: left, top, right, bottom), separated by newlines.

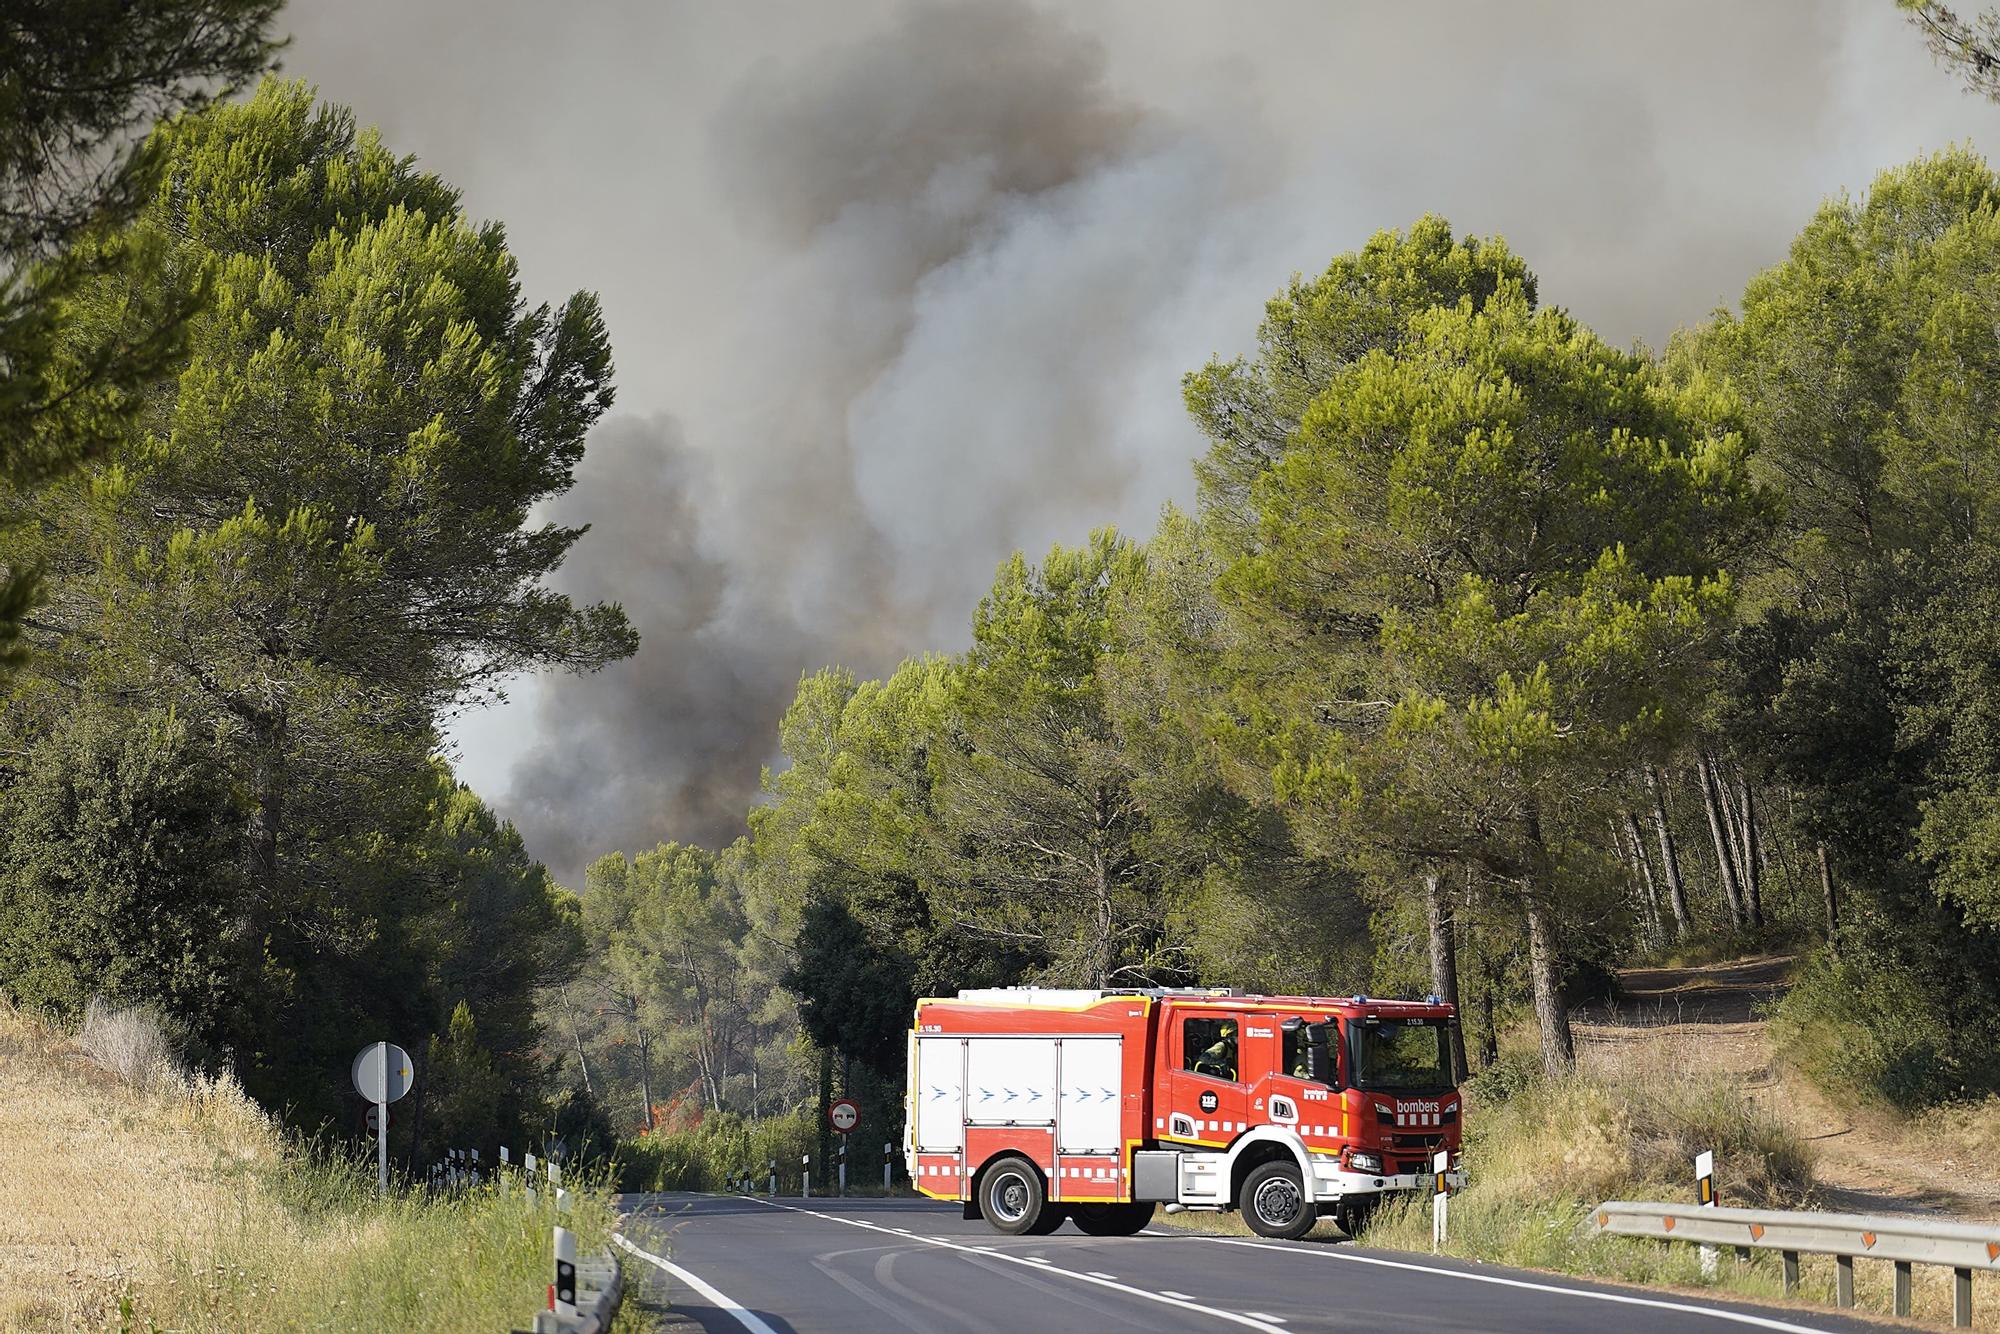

1308,1160,1466,1203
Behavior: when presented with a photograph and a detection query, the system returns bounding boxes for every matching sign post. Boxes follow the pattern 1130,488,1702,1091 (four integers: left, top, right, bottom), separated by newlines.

828,1097,858,1197
350,1041,414,1196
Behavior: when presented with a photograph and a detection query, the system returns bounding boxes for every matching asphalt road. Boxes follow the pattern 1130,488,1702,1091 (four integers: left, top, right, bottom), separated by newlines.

613,1193,1889,1334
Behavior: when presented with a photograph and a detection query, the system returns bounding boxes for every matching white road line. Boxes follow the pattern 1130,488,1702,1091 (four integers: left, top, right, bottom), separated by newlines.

1162,1233,1838,1334
1245,1315,1287,1325
1086,1271,1120,1281
610,1231,781,1334
735,1196,1287,1333
1161,1289,1195,1299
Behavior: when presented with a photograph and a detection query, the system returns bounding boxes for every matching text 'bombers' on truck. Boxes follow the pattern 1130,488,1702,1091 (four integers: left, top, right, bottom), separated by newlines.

903,987,1466,1240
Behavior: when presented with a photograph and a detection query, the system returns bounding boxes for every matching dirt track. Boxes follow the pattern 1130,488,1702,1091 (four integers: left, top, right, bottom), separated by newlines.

1574,955,2000,1221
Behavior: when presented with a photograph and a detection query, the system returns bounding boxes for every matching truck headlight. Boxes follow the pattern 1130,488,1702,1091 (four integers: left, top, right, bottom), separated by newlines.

1346,1150,1382,1174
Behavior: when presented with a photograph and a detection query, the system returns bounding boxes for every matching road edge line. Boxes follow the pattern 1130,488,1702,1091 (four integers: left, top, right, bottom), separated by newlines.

1155,1231,1836,1333
611,1230,781,1334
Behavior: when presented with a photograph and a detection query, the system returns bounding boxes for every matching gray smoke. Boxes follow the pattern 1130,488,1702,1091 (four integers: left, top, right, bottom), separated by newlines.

279,0,2000,886
509,0,1281,878
498,414,800,878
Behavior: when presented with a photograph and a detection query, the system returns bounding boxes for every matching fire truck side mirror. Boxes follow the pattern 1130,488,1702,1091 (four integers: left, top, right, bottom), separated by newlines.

1304,1020,1340,1089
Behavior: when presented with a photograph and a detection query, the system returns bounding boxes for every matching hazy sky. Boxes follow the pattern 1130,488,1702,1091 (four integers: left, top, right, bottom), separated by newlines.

279,0,2000,886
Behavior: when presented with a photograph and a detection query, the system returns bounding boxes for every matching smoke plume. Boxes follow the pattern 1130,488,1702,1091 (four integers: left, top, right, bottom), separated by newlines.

512,1,1279,879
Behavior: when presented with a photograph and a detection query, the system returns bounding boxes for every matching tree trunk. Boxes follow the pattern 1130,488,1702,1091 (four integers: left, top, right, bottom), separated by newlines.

1477,972,1499,1069
1697,751,1747,927
244,721,285,908
1522,807,1575,1075
634,1003,656,1133
1466,869,1500,1070
1424,869,1470,1081
1644,767,1692,938
1088,788,1115,988
1522,891,1575,1075
1769,792,1801,912
1818,842,1839,957
560,986,594,1097
1619,810,1663,944
1733,768,1764,929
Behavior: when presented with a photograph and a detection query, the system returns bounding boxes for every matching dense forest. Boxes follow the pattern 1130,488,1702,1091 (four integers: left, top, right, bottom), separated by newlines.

6,1,2000,1176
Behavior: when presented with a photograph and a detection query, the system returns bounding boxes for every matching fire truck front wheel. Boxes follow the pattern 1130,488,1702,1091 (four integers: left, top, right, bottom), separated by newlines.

979,1157,1061,1235
1240,1160,1314,1240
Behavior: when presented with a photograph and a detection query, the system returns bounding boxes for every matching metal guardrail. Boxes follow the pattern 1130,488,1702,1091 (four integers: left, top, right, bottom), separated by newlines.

1592,1199,2000,1326
530,1238,622,1334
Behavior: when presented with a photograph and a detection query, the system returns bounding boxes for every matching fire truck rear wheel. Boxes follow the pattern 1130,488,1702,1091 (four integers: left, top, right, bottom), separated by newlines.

1240,1160,1314,1240
979,1157,1055,1235
1070,1202,1154,1236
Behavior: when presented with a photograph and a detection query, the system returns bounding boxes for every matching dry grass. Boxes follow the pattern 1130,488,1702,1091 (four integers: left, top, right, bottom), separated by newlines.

1916,1095,2000,1172
0,999,641,1333
0,999,276,1329
1570,1019,1812,1206
1352,1020,2000,1328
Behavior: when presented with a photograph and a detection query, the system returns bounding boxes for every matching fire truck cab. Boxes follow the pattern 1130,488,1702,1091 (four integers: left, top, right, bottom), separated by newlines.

905,987,1464,1239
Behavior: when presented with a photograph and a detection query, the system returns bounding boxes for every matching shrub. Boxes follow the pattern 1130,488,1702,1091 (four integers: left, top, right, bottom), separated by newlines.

1770,952,1964,1103
617,1109,817,1192
77,996,182,1091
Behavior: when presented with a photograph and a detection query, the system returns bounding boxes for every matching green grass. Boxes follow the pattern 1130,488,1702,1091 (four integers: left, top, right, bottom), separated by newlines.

123,1141,646,1333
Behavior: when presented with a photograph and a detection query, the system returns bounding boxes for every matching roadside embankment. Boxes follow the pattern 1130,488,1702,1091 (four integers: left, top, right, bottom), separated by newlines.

0,999,637,1332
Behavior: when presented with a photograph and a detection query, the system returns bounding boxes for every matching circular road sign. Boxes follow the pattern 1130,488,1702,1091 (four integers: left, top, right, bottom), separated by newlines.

351,1042,415,1104
829,1097,860,1134
366,1104,391,1131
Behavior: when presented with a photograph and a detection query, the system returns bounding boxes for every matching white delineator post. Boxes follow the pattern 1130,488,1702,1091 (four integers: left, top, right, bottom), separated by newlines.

499,1145,509,1196
839,1137,847,1196
803,1153,811,1198
768,1158,776,1197
552,1225,579,1319
1695,1149,1718,1278
552,1160,571,1213
883,1141,892,1191
1432,1149,1450,1252
525,1152,539,1209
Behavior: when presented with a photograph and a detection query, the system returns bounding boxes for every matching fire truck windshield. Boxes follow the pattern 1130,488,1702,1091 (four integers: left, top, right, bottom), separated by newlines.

1351,1018,1451,1092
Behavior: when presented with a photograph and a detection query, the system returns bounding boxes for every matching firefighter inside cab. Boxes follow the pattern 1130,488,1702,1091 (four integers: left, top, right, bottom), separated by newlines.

905,986,1467,1241
1190,1020,1236,1080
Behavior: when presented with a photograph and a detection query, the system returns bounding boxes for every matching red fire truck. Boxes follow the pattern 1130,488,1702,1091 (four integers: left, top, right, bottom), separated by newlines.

904,987,1464,1239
